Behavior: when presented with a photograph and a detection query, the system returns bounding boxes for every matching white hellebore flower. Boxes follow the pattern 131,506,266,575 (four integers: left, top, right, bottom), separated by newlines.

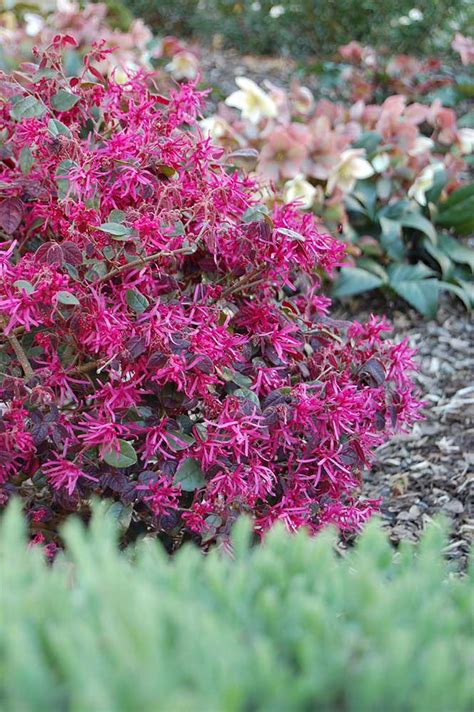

283,174,317,209
408,163,442,206
372,152,390,173
225,77,277,124
327,148,374,194
24,12,44,36
408,136,434,156
165,51,199,81
458,128,474,155
199,116,232,141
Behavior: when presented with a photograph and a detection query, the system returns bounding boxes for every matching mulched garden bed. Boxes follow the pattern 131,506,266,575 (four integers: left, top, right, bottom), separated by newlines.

342,298,473,570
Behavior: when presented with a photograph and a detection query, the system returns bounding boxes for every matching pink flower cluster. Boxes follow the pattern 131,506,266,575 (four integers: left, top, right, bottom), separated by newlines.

0,41,421,548
208,42,472,236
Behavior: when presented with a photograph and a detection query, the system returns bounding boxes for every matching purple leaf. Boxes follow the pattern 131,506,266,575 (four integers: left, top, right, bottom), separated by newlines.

0,197,24,234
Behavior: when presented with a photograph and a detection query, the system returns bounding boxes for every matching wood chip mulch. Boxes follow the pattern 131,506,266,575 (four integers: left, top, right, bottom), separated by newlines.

356,302,473,570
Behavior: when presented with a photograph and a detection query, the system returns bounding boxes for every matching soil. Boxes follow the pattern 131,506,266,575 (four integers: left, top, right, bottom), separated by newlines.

340,298,473,570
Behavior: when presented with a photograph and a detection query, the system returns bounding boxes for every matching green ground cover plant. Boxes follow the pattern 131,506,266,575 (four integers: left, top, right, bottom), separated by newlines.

1,502,473,711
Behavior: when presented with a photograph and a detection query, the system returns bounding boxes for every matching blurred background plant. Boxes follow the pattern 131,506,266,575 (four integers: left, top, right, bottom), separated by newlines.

205,42,474,316
0,0,199,79
123,0,474,59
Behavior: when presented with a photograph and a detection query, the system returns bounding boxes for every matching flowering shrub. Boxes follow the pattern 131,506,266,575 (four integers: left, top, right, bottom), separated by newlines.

0,0,199,82
206,47,474,316
0,41,422,550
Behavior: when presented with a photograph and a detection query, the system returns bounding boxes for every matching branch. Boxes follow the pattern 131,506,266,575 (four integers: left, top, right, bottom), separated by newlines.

96,245,195,285
0,316,34,380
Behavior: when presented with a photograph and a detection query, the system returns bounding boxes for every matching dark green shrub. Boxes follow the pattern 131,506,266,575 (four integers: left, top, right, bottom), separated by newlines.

1,502,473,711
124,0,473,58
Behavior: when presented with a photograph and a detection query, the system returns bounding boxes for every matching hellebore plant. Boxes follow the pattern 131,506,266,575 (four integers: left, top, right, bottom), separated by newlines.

210,59,474,316
0,39,422,551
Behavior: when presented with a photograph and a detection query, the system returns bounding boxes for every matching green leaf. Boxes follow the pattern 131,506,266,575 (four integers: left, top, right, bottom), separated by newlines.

438,234,474,271
399,212,437,243
436,184,474,235
56,290,80,306
277,227,305,242
332,267,384,298
126,289,149,314
173,458,206,491
97,222,133,239
440,282,473,311
242,204,271,223
51,90,80,112
55,159,77,200
164,431,196,452
103,501,133,534
352,131,382,153
439,183,474,211
388,263,439,317
103,440,137,468
108,209,126,223
19,147,34,176
10,95,46,121
14,279,35,294
379,217,405,260
233,387,260,407
422,237,452,279
357,258,389,281
48,118,73,139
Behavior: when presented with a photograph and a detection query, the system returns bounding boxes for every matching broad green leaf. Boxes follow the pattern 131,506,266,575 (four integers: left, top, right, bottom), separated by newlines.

332,267,384,298
438,183,474,211
438,234,474,271
440,282,473,311
277,227,305,242
10,95,46,121
388,263,439,317
56,290,80,306
103,440,137,468
126,289,149,314
357,258,389,281
103,501,133,533
14,279,35,294
173,458,206,491
164,431,196,452
399,212,437,243
379,217,405,260
51,90,80,112
97,222,133,239
436,184,474,235
48,118,73,139
242,204,271,223
19,147,34,176
352,131,382,153
233,387,260,407
108,209,126,223
422,237,452,279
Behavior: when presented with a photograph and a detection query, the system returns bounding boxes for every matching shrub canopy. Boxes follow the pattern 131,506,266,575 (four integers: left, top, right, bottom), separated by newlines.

0,40,421,550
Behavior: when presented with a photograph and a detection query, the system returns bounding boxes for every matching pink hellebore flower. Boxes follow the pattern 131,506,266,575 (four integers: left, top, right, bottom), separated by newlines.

452,33,474,66
258,125,310,181
327,148,374,195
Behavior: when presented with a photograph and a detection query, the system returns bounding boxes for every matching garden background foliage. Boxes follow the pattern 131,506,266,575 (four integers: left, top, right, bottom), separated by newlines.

1,502,473,712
